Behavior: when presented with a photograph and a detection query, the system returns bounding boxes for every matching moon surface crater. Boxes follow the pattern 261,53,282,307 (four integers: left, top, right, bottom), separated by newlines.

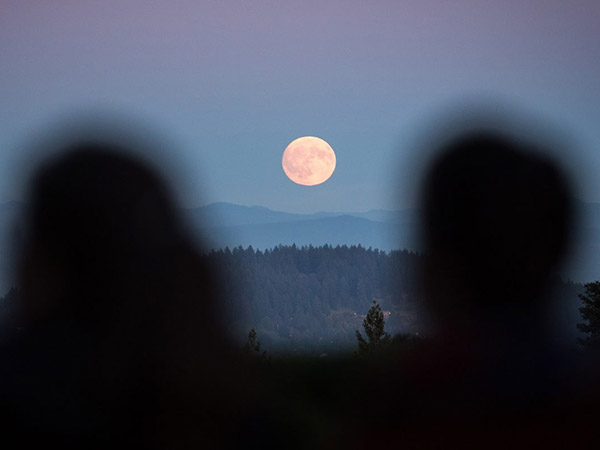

282,136,336,186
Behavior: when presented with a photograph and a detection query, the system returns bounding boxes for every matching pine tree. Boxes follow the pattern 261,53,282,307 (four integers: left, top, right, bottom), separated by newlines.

578,281,600,348
355,300,390,354
243,328,261,354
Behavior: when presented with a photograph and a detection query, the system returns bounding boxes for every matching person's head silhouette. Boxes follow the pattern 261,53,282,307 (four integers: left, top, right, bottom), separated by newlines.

20,144,183,324
5,141,236,447
421,132,572,342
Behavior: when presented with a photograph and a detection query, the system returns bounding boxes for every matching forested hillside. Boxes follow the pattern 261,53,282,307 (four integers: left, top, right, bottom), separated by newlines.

205,244,584,354
206,245,423,353
0,244,583,354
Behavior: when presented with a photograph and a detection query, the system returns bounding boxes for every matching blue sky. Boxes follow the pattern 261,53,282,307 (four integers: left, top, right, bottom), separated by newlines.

1,0,599,213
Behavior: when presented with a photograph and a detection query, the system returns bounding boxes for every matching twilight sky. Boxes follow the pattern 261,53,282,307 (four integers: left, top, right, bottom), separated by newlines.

1,0,599,213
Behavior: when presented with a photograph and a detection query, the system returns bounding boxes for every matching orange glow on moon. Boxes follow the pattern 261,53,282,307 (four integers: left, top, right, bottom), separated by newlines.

282,136,336,186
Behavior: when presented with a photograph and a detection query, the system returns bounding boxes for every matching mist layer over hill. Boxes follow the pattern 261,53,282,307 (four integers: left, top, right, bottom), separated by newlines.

187,201,600,285
0,200,598,292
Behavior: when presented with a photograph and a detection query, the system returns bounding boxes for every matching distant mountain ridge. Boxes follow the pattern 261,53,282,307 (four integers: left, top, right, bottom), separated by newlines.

185,201,600,284
185,202,420,254
1,200,600,291
187,202,415,228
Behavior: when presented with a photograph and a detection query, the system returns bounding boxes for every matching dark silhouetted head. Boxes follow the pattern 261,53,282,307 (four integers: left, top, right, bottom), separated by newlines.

3,141,238,447
421,132,573,338
20,143,186,324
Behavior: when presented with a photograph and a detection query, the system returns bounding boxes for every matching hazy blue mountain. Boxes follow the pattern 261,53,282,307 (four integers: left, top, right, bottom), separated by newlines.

2,200,600,293
185,203,421,253
185,201,600,283
185,202,419,228
202,215,412,252
336,209,419,224
188,202,317,228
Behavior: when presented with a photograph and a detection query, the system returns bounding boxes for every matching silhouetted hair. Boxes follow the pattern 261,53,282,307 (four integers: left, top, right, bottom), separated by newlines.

24,143,186,320
421,132,572,318
5,141,236,447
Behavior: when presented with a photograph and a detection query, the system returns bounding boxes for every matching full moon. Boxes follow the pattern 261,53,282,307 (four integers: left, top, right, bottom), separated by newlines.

282,136,336,186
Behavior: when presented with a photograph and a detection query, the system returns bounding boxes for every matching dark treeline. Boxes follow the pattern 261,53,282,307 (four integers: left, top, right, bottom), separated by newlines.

0,243,583,354
204,244,582,353
206,244,422,352
0,244,584,354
